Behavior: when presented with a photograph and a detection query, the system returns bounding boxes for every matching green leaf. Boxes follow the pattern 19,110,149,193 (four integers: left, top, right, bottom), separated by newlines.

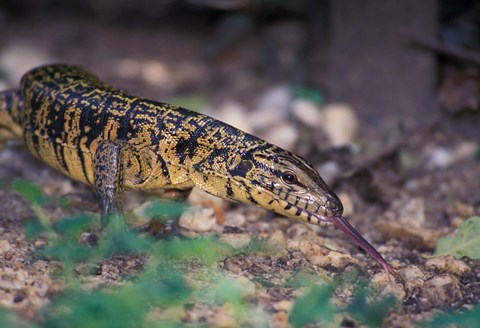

215,278,246,304
99,230,153,257
24,218,47,239
289,284,336,327
0,307,37,328
158,237,233,264
426,304,480,328
12,178,46,204
346,288,397,328
41,241,96,263
168,94,207,112
58,195,71,208
43,267,190,328
142,200,186,220
435,216,480,259
43,289,147,328
53,214,94,238
292,85,325,105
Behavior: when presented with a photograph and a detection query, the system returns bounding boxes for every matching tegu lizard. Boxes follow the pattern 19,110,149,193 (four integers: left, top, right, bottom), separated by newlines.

0,64,394,275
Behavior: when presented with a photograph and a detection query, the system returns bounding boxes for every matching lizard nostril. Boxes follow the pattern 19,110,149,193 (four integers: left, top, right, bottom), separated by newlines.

327,196,343,214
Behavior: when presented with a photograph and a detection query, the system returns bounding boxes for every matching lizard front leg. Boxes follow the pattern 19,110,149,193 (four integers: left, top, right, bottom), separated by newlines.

93,140,126,231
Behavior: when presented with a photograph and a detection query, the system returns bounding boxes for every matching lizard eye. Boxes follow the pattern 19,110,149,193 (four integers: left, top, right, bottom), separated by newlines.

281,171,298,185
232,160,253,177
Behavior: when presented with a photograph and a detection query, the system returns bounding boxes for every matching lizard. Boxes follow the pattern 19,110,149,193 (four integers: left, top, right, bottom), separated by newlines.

0,64,394,275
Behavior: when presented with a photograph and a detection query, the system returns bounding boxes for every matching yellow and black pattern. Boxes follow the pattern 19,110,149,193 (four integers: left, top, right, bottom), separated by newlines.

0,89,23,142
0,64,396,275
1,64,342,228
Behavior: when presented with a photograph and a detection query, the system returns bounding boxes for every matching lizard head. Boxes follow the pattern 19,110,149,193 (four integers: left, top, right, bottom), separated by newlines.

191,143,343,225
227,148,344,225
190,140,395,276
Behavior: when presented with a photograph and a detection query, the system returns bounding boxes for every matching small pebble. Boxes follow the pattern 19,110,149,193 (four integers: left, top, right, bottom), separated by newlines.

178,206,216,232
426,146,455,169
285,223,315,240
401,265,427,291
337,192,354,217
397,197,426,226
269,230,286,248
425,256,470,276
320,103,358,146
212,304,236,328
223,212,246,228
211,101,252,133
32,260,51,273
298,240,358,269
315,161,341,185
249,86,291,131
0,240,12,254
454,141,478,159
291,99,322,128
0,42,53,83
261,122,298,151
188,188,226,209
234,276,256,297
141,60,172,88
421,274,461,308
375,221,439,249
219,233,251,249
114,58,141,79
273,300,293,312
370,272,406,298
446,201,475,220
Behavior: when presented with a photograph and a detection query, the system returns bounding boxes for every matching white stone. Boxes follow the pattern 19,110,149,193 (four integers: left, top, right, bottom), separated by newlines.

291,99,322,128
211,101,252,133
338,192,354,217
427,147,455,169
421,275,461,307
188,188,226,209
178,206,216,232
219,233,251,249
0,42,53,84
0,240,11,254
320,103,358,146
455,141,478,160
425,256,470,276
261,122,298,151
316,161,340,185
298,240,358,269
223,212,246,227
250,86,291,130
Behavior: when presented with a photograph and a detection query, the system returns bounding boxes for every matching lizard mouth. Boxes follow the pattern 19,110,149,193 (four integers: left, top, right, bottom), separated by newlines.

310,212,395,276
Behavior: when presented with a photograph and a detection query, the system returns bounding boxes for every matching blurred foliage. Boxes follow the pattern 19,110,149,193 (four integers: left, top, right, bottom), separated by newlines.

435,216,480,259
345,288,397,328
426,304,480,328
168,94,207,112
292,85,325,105
0,307,37,328
289,284,336,327
289,284,396,328
2,178,399,326
12,178,48,204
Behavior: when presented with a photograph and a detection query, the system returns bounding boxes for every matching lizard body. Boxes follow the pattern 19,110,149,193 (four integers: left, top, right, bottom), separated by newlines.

0,64,394,274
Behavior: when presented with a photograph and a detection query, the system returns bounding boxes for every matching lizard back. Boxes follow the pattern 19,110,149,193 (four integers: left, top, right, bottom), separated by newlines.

20,64,211,190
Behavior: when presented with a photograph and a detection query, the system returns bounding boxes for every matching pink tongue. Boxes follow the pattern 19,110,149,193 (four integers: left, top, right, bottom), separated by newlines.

329,216,395,277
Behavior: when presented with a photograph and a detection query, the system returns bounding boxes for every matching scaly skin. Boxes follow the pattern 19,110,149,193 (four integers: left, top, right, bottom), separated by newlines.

0,64,394,275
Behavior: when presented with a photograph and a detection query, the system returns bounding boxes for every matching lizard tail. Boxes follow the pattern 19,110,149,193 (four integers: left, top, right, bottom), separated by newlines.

0,89,24,142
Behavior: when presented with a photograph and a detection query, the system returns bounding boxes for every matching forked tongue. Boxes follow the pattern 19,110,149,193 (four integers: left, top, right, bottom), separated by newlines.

329,216,395,277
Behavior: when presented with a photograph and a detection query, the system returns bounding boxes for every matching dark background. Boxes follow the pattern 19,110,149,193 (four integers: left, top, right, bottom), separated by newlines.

1,0,478,138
